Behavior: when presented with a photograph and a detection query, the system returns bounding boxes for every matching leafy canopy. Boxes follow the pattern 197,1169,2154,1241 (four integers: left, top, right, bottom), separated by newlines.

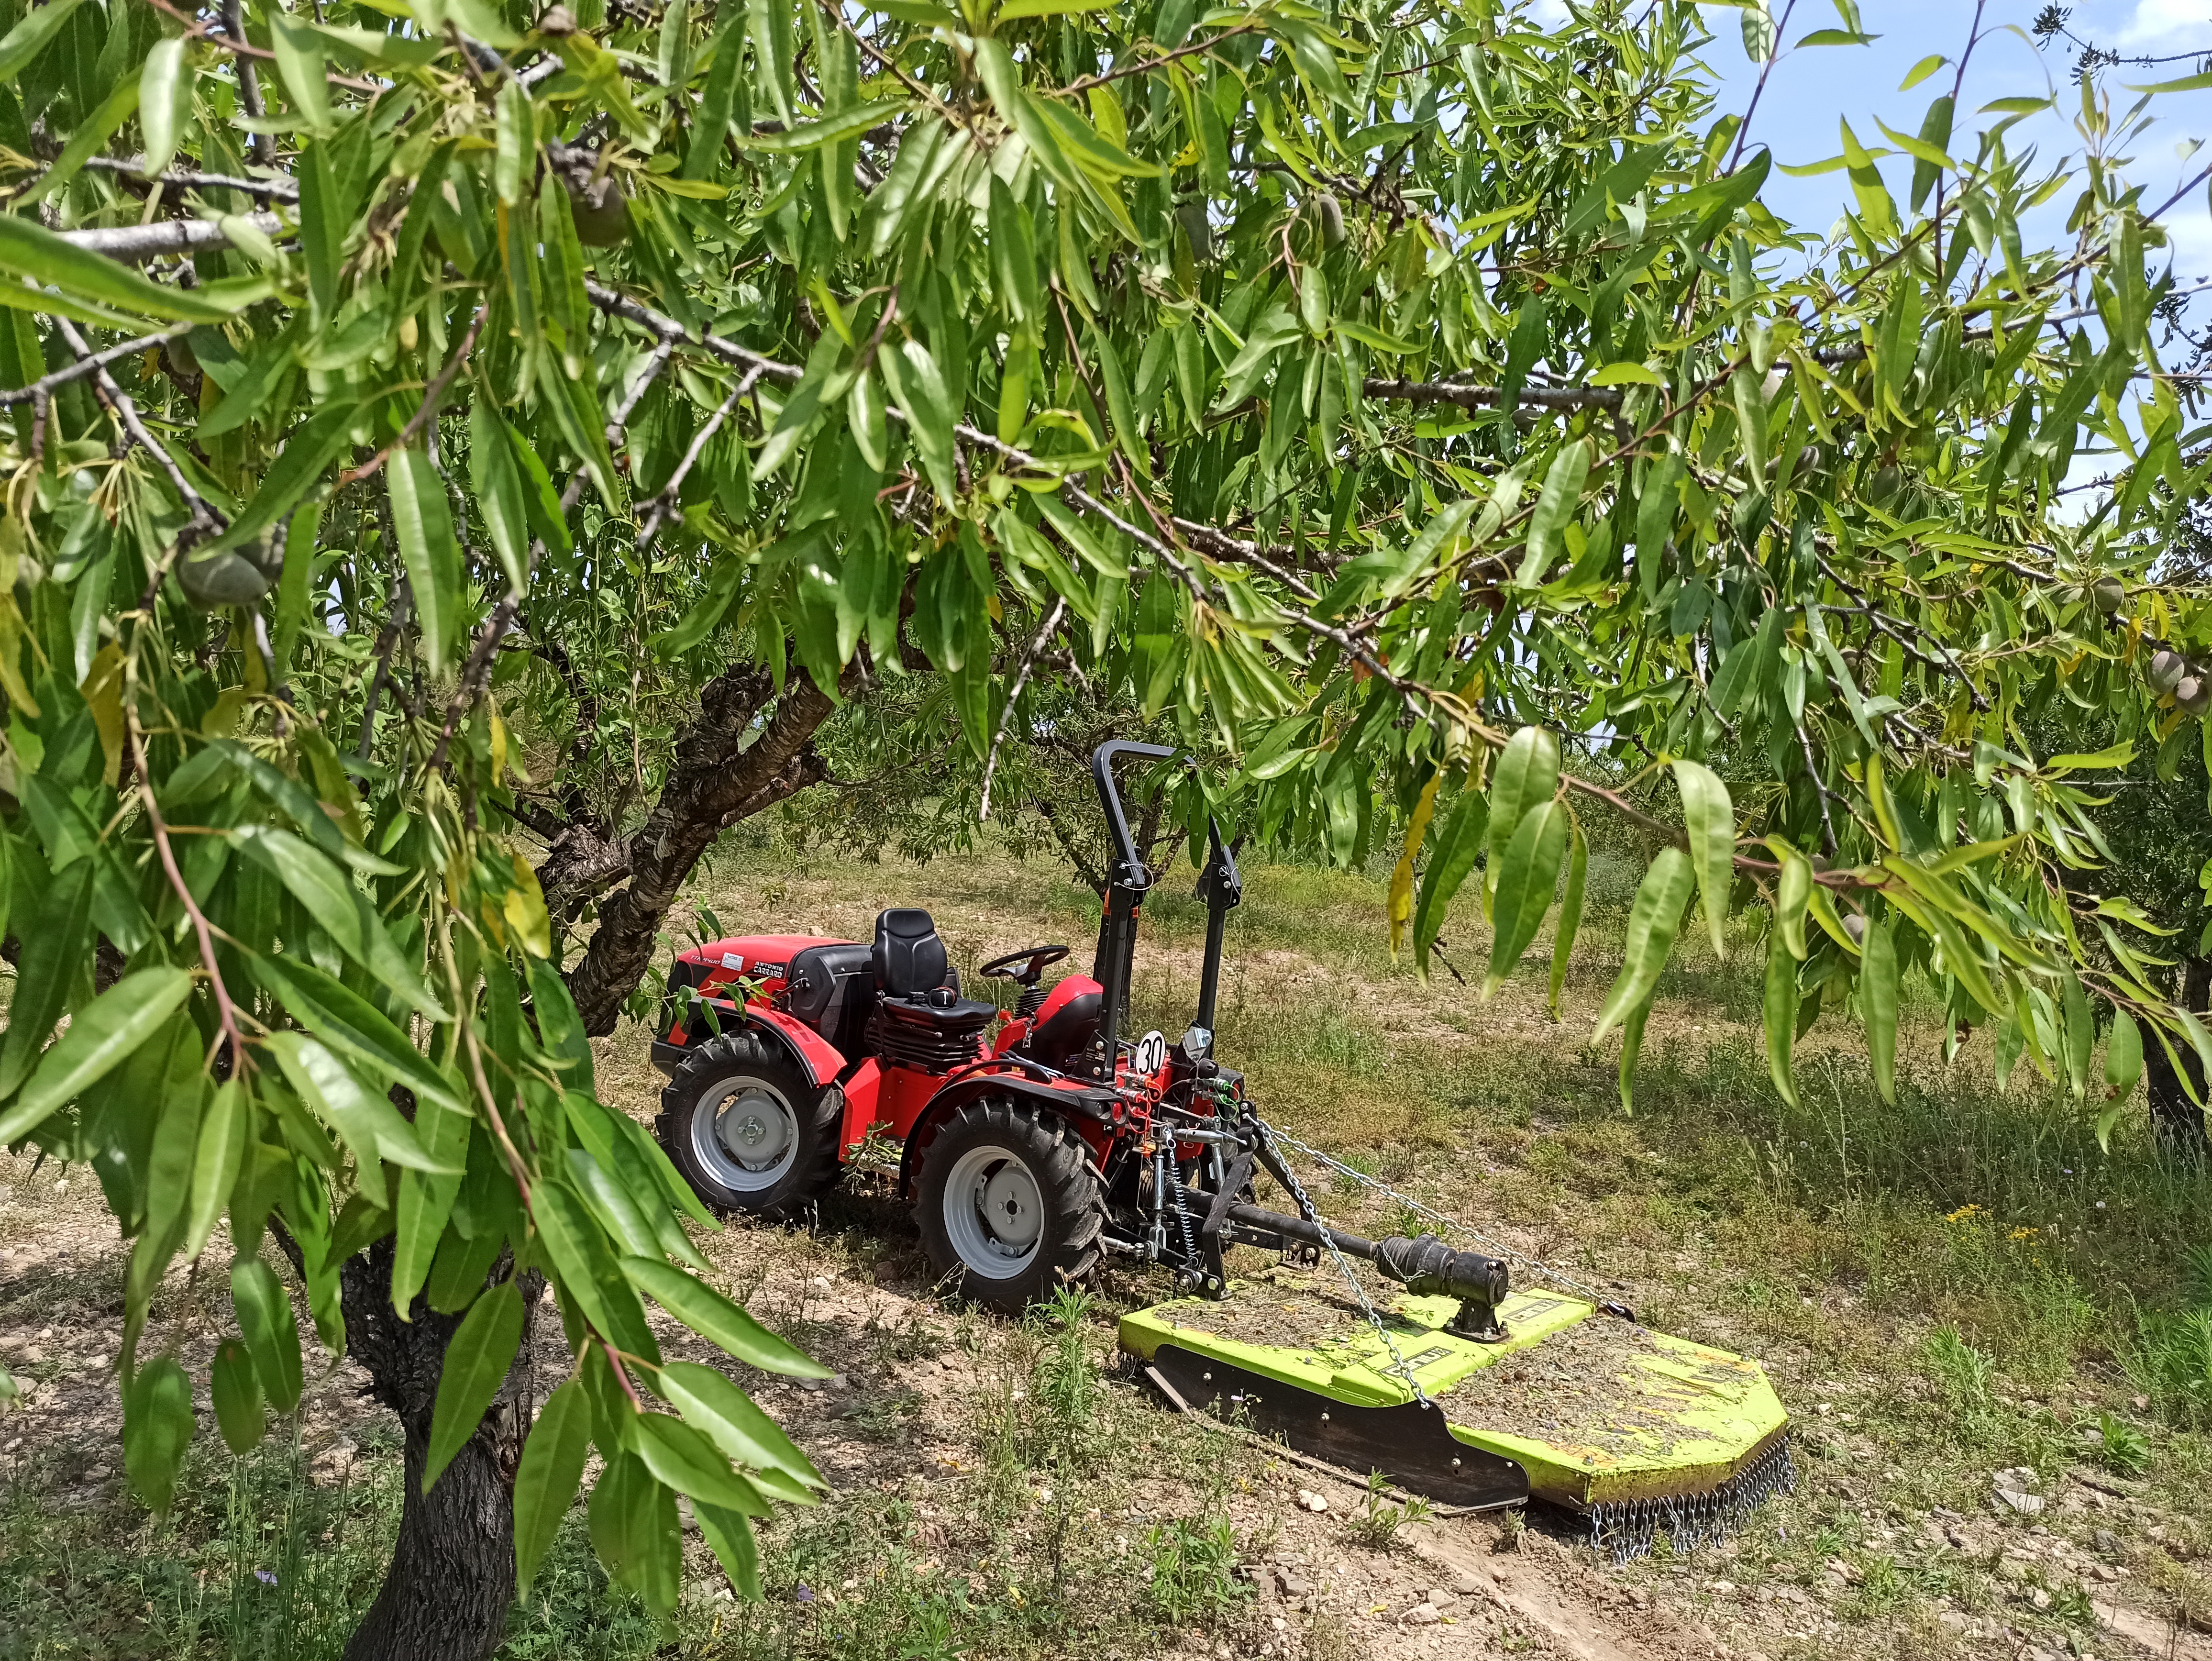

0,0,2203,1616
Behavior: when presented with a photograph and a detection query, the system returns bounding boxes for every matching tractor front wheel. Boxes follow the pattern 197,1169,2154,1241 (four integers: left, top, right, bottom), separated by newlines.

914,1099,1103,1311
656,1033,843,1220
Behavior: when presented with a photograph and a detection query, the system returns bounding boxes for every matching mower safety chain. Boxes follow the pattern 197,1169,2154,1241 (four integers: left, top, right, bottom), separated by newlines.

1261,1122,1635,1320
1253,1116,1433,1408
1584,1435,1796,1565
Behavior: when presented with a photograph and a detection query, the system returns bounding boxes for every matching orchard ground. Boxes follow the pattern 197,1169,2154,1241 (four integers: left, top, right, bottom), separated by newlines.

3,831,2212,1661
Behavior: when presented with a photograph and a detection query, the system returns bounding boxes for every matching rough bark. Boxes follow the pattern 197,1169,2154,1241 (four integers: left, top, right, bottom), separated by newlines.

337,1240,542,1661
561,664,837,1034
2146,953,2212,1155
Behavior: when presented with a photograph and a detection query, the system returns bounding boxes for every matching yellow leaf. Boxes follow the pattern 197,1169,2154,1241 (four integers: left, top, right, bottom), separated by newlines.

504,854,553,959
1387,774,1440,963
201,686,248,737
78,643,123,786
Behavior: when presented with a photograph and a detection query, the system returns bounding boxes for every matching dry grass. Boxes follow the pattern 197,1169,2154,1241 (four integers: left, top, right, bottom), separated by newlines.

1,827,2210,1660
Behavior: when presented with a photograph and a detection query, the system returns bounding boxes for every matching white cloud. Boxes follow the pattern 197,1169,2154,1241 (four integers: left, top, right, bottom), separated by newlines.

1525,0,1572,28
2161,207,2212,278
2118,0,2212,52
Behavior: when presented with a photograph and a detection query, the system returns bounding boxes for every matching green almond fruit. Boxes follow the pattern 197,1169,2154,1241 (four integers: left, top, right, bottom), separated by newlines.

2148,649,2186,696
564,172,631,249
176,549,272,609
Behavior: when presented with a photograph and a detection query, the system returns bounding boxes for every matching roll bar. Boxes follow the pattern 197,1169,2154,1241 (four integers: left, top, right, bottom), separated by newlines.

1086,742,1242,1078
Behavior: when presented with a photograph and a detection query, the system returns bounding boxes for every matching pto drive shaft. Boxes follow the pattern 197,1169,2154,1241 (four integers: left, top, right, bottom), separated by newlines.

1223,1205,1511,1340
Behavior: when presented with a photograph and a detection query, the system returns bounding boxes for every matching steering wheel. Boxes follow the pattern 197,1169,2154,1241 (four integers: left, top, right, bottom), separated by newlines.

978,945,1071,987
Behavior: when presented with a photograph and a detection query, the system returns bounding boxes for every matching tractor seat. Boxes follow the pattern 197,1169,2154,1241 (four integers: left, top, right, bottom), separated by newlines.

873,908,962,999
870,908,996,1072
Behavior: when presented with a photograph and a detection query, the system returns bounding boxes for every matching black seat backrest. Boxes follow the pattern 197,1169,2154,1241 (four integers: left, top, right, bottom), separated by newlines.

873,908,950,999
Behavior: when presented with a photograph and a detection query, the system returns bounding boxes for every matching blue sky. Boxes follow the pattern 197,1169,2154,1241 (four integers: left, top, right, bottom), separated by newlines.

1533,1,2212,280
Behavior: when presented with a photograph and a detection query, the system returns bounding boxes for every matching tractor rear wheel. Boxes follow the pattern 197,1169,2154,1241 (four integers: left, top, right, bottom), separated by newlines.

914,1098,1102,1311
656,1032,843,1220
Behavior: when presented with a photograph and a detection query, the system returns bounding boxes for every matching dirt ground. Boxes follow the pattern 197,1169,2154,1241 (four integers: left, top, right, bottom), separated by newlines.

4,842,2212,1659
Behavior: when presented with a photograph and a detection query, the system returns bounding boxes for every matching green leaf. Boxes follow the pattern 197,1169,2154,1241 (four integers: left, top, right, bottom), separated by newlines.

470,404,531,598
514,1375,593,1597
737,100,907,153
588,1450,680,1613
1587,362,1664,387
232,1255,305,1414
265,1031,459,1176
2105,1011,2145,1101
1485,727,1559,881
390,1104,471,1315
495,78,532,205
184,1081,247,1263
2062,973,2093,1100
1762,929,1801,1107
423,1279,524,1493
1617,994,1654,1113
1547,823,1587,1019
0,0,88,84
387,448,461,677
2126,68,2212,94
1773,842,1811,962
531,1183,662,1366
1516,440,1591,587
0,212,234,324
1412,786,1487,978
233,825,439,1013
619,1256,830,1377
123,1355,195,1515
1484,799,1567,997
875,339,959,504
1672,760,1735,959
207,402,360,554
628,1412,768,1515
1862,919,1898,1103
0,966,193,1144
1591,847,1694,1043
269,10,333,131
695,1503,762,1599
211,1339,267,1456
250,953,464,1114
1900,52,1947,90
137,37,188,176
658,1360,825,1488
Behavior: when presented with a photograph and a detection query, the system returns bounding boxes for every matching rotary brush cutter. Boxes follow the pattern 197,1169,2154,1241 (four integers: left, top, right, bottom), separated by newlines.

648,742,1790,1553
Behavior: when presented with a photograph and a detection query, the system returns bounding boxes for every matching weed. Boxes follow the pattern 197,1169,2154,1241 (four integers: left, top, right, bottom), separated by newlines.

2095,1411,2153,1475
1922,1327,1995,1437
1343,1470,1433,1552
1144,1513,1247,1625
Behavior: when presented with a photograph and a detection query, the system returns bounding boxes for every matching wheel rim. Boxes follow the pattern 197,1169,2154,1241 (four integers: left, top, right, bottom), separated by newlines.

691,1076,801,1194
941,1142,1045,1276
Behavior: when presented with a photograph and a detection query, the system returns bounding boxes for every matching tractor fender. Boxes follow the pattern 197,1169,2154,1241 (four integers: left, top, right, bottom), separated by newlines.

896,1072,1117,1198
741,1006,846,1091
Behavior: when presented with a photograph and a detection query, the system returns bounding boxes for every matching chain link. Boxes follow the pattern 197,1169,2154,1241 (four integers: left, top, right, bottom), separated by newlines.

1259,1121,1628,1315
1252,1116,1432,1408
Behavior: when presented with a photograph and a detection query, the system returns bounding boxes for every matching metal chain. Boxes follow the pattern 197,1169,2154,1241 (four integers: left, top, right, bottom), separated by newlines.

1261,1122,1627,1315
1252,1117,1431,1408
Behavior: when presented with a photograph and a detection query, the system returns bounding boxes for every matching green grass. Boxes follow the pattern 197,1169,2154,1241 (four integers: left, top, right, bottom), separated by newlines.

11,829,2212,1657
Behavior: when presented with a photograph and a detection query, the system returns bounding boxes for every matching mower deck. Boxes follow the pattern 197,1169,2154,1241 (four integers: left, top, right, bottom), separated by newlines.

1120,1271,1789,1531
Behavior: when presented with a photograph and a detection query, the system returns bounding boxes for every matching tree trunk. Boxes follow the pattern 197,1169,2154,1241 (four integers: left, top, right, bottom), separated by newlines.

559,664,838,1035
2147,953,2212,1154
338,1240,542,1661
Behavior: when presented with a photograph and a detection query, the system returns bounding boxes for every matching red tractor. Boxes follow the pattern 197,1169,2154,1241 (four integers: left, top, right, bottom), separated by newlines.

649,742,1232,1307
649,742,1513,1328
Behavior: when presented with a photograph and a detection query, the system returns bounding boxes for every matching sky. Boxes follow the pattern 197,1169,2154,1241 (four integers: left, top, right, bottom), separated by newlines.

1530,0,2212,281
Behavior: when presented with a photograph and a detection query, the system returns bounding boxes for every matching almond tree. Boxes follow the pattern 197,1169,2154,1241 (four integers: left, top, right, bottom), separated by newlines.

0,0,2202,1653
